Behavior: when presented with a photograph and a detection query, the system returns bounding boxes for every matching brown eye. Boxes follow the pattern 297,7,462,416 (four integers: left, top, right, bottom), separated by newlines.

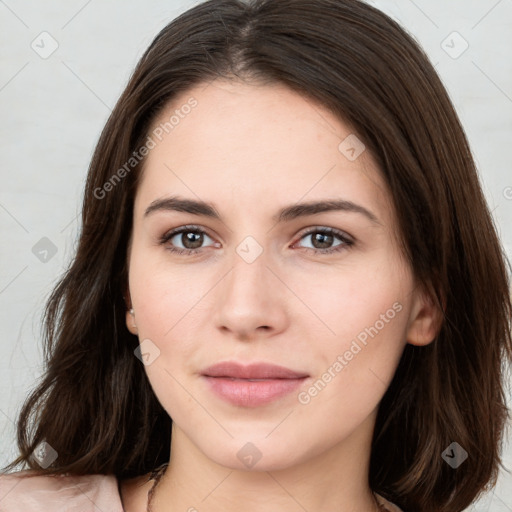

160,226,216,255
176,231,204,249
295,227,354,254
310,232,334,249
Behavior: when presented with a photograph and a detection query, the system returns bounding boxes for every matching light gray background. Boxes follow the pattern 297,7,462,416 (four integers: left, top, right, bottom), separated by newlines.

0,0,511,510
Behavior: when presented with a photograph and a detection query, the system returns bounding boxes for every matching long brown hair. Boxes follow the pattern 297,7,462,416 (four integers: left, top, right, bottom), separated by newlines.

3,1,511,511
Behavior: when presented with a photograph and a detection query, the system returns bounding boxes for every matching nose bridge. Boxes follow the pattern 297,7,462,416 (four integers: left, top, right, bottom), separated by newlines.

225,238,272,301
212,234,289,336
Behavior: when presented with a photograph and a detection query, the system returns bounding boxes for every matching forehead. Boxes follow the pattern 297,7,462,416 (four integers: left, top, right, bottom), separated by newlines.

136,79,393,227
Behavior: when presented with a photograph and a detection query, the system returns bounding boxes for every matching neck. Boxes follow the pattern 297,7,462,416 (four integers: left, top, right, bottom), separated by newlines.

151,411,380,512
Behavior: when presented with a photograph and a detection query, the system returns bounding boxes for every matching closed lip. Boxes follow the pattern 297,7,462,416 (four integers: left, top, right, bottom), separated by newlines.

201,361,309,379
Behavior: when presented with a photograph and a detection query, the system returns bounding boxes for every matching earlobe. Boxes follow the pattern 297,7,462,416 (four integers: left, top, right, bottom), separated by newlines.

123,284,138,335
406,287,444,347
125,308,138,335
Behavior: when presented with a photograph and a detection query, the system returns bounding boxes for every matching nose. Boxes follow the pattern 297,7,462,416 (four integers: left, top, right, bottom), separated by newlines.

212,248,290,341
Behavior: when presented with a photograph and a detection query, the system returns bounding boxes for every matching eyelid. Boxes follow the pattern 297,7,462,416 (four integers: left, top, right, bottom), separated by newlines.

162,223,212,236
295,225,354,243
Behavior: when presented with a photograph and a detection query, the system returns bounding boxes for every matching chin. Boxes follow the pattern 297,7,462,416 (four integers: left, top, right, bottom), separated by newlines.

197,436,311,473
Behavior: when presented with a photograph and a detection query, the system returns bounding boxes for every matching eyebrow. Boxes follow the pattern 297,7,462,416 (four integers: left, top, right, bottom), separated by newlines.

144,195,381,225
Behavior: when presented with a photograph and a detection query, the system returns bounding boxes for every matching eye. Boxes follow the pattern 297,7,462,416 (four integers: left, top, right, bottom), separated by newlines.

159,225,217,255
159,225,354,256
293,227,354,254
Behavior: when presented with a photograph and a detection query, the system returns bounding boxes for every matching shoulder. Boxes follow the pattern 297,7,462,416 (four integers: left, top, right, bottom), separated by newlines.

0,470,124,512
375,492,405,512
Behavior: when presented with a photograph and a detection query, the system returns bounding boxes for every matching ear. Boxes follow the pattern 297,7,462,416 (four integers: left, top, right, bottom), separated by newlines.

406,285,444,347
126,308,138,335
124,285,138,336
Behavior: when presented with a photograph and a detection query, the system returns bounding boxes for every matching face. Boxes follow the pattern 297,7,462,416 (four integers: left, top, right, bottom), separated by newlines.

125,79,438,472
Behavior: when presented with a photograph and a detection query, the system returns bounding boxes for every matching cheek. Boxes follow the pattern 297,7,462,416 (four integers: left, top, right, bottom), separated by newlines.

127,249,216,395
294,276,408,434
289,254,411,405
292,256,410,343
128,246,206,337
127,255,201,414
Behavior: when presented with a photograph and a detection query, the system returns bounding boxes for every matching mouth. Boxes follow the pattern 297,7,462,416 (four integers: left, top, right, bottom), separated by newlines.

201,361,309,407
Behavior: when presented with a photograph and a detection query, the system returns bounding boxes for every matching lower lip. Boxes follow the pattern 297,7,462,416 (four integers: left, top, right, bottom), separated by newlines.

202,376,307,407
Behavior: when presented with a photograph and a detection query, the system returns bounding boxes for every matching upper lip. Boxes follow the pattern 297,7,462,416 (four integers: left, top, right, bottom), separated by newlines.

201,361,309,379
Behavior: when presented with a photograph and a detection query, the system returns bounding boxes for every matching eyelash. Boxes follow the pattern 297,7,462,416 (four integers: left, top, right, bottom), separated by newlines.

159,225,354,256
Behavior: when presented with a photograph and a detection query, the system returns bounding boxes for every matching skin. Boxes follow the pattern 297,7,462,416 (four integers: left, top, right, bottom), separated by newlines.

121,78,441,512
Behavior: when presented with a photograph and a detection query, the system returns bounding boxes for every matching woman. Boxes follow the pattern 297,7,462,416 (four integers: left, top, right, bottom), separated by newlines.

1,0,510,511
